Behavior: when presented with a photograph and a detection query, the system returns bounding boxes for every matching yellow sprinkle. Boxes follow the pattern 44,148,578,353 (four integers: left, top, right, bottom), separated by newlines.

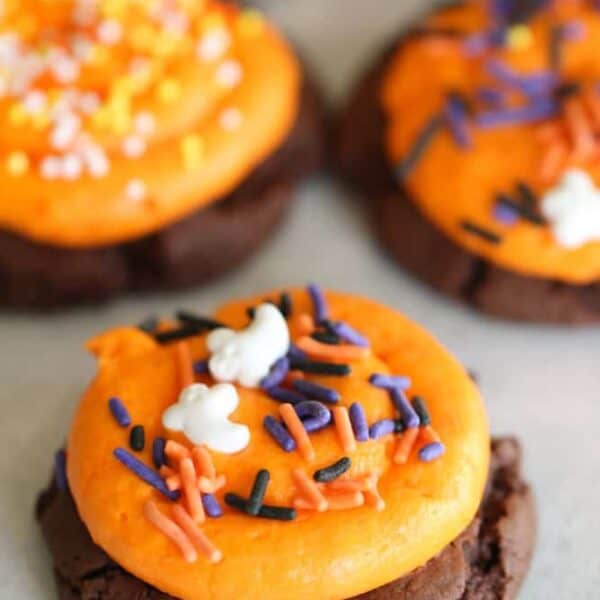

157,78,182,104
506,25,533,51
89,44,110,65
201,12,227,33
5,151,29,176
180,134,204,171
130,23,157,52
237,10,265,37
8,104,28,126
32,111,50,130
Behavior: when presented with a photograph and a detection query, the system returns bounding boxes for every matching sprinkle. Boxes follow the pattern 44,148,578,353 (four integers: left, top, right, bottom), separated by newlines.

364,485,386,512
157,78,182,103
134,111,156,136
114,448,179,500
476,100,558,128
108,397,131,427
330,322,369,347
138,315,159,333
369,374,411,391
289,358,351,376
196,28,230,62
165,440,191,462
420,441,446,462
219,107,243,131
54,450,68,491
62,154,83,180
224,493,296,521
460,220,503,244
174,342,195,389
122,135,147,158
493,199,520,225
349,402,369,442
180,457,205,523
506,24,533,50
246,469,270,516
369,419,396,439
279,292,293,318
129,425,145,452
180,134,204,171
332,406,357,452
152,437,167,469
176,312,225,331
295,336,369,362
125,179,147,202
50,113,81,151
154,325,204,344
564,97,596,160
202,494,223,518
144,501,197,563
97,19,123,45
313,457,351,483
287,344,307,362
390,388,420,429
539,141,568,183
194,360,210,374
216,60,243,88
495,194,545,225
263,415,296,452
477,87,505,106
294,400,331,432
260,357,290,389
293,469,328,511
198,475,226,495
516,181,538,209
5,151,29,176
171,504,222,563
279,403,315,461
307,283,328,322
322,491,364,511
311,331,340,345
267,386,307,405
293,379,340,404
40,156,62,180
486,59,557,97
395,114,444,180
393,427,420,465
445,92,472,149
412,396,431,427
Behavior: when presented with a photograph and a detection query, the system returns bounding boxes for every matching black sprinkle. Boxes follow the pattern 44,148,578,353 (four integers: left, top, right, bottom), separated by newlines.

394,419,406,434
246,306,256,320
175,311,225,330
554,81,581,101
289,358,351,376
246,469,270,516
496,194,545,226
460,220,503,245
515,181,538,210
154,325,205,344
129,425,145,452
549,24,564,70
138,316,159,334
279,292,293,319
412,396,431,427
313,457,352,483
311,331,341,345
395,114,444,181
224,493,296,521
468,369,479,383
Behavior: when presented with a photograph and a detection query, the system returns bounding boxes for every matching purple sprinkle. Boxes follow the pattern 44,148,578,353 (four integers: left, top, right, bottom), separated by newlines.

260,357,290,389
331,322,369,347
263,416,296,452
477,87,505,107
369,373,412,391
113,448,179,501
152,437,166,469
476,100,558,128
54,449,68,491
445,95,472,149
108,397,131,428
293,379,340,404
349,402,369,442
193,360,209,374
369,419,396,439
307,283,328,323
294,400,331,432
391,388,420,429
493,201,519,225
463,32,490,56
486,60,557,97
419,442,446,462
267,386,307,405
287,344,307,362
202,493,223,518
561,20,585,42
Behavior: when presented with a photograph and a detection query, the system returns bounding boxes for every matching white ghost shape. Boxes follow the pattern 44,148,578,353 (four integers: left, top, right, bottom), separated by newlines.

541,169,600,249
206,303,290,388
162,383,249,454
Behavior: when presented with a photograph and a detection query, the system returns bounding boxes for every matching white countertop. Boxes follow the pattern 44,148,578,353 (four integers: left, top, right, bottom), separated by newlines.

0,1,599,598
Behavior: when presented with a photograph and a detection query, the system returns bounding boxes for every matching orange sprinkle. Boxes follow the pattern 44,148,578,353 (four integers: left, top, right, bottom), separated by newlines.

166,474,182,492
160,466,177,478
332,406,357,453
165,440,190,462
171,505,223,564
198,474,227,494
393,427,420,465
419,425,441,445
279,403,315,461
292,469,328,512
144,500,197,563
296,336,369,362
295,313,315,337
284,370,305,384
192,445,216,481
539,141,569,183
364,481,386,512
321,479,362,493
180,458,205,523
536,121,565,143
323,491,365,510
564,97,597,160
175,342,195,390
293,497,318,511
583,88,600,131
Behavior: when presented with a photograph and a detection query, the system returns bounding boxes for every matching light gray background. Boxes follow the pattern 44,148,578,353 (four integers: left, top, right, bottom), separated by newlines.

1,1,599,598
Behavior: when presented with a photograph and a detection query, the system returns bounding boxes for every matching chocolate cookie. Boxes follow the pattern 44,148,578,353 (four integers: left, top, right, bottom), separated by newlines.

0,76,326,309
338,28,600,324
36,437,535,600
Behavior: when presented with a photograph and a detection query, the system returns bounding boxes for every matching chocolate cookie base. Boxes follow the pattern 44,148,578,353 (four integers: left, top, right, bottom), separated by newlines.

0,75,326,309
337,38,600,324
36,438,535,600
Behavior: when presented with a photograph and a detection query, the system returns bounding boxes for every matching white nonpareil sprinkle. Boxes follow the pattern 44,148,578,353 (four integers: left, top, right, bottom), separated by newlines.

61,153,83,180
97,19,123,45
82,145,110,178
122,135,147,158
78,91,101,115
125,179,147,202
219,107,243,132
215,60,243,88
50,113,81,151
196,28,231,62
50,54,80,85
22,90,47,114
134,111,156,136
40,156,62,180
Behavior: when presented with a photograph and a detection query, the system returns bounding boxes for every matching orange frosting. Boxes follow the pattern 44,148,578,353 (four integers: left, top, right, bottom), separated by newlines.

67,288,490,600
381,0,600,283
0,1,300,247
